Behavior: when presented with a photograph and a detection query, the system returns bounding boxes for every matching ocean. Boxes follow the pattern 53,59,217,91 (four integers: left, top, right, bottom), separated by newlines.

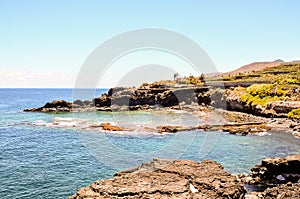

1,88,300,198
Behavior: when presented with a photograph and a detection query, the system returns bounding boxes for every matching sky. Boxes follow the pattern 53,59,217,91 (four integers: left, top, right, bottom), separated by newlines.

1,0,300,88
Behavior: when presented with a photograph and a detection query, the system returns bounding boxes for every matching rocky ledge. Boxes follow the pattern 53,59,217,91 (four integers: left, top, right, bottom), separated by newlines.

242,154,300,198
69,158,246,199
24,86,212,113
70,155,300,199
248,154,300,185
24,85,300,120
246,181,300,199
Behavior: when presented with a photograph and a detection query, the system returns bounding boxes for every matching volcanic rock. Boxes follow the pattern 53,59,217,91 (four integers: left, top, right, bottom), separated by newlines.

69,158,246,198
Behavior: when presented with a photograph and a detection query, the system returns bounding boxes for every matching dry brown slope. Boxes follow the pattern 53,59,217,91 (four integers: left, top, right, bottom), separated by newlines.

224,59,284,75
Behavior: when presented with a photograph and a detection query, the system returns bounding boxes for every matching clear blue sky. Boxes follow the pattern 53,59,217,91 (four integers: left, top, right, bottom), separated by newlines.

1,0,300,87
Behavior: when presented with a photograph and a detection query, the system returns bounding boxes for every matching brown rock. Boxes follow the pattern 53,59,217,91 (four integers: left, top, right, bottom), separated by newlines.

99,123,123,131
247,180,300,199
157,125,182,133
250,154,300,184
69,158,246,199
266,101,300,114
24,100,72,112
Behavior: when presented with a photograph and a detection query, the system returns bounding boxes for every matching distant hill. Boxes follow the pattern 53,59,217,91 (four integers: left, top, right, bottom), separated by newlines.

223,59,284,76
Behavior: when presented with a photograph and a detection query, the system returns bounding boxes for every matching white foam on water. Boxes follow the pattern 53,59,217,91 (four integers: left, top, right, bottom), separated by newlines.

53,117,74,122
254,131,271,136
32,120,48,126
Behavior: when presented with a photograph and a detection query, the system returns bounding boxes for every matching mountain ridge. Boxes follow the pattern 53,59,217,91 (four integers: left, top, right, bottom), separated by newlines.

216,59,300,76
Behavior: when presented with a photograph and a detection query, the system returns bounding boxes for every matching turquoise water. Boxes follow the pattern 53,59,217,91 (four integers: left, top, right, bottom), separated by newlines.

1,89,300,198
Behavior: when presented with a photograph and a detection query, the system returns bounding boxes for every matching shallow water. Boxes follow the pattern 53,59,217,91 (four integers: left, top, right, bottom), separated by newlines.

0,89,300,198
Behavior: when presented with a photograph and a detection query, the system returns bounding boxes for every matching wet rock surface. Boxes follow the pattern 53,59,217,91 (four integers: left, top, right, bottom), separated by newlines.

69,158,246,199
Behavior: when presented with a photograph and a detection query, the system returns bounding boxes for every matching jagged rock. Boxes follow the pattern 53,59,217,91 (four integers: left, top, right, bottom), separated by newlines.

69,158,246,199
44,100,72,108
249,154,300,185
74,86,212,111
93,93,111,107
24,100,72,112
246,181,300,199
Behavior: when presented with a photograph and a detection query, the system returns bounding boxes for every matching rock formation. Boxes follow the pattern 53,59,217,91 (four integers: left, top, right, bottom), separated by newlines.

69,155,300,198
24,86,212,113
24,100,73,112
246,181,300,199
249,154,300,185
69,158,246,199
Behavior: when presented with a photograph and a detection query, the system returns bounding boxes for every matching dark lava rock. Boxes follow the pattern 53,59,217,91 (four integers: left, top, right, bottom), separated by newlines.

69,158,246,199
249,154,300,185
246,181,300,199
73,100,84,107
24,100,72,112
43,100,72,109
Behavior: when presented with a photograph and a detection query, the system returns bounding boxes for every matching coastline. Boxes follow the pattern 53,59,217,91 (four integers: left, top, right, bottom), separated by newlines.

23,85,300,137
21,62,300,198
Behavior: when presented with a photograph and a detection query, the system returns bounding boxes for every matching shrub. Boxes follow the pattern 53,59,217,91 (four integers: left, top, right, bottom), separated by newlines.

240,84,284,106
288,108,300,119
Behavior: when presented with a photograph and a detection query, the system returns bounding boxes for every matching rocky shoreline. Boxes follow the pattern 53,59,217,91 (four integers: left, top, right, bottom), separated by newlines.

69,154,300,199
23,84,300,118
23,85,300,136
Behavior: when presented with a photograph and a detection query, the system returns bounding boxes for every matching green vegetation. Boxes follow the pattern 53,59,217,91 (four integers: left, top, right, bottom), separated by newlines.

239,84,293,106
288,108,300,119
141,64,300,109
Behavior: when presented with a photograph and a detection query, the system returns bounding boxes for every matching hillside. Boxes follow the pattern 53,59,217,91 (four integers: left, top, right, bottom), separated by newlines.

222,59,284,76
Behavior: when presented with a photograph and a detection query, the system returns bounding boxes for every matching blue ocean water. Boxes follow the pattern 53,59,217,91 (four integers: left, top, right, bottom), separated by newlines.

0,89,300,198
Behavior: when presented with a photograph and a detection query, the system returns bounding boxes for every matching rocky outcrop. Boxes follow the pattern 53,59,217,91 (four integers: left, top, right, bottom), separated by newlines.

266,101,300,114
246,181,300,199
198,122,270,136
24,86,212,113
69,158,246,199
24,84,300,121
24,100,73,112
96,86,210,109
248,154,300,185
226,89,300,118
88,122,125,131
